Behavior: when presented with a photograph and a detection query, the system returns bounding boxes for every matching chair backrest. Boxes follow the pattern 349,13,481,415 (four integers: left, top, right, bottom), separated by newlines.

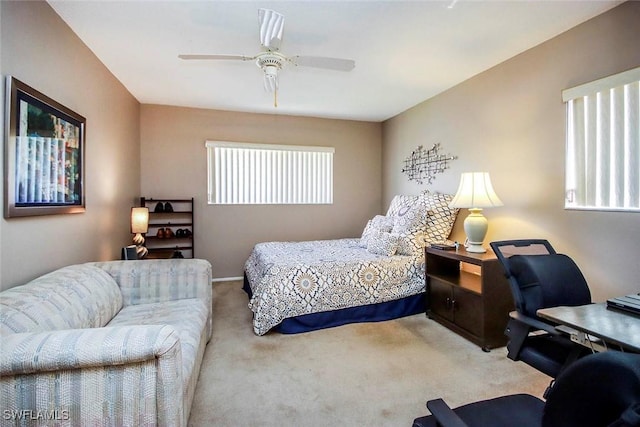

490,239,591,318
543,351,640,427
491,239,557,260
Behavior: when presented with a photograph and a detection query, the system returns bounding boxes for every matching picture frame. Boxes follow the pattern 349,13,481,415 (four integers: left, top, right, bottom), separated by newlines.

4,76,86,217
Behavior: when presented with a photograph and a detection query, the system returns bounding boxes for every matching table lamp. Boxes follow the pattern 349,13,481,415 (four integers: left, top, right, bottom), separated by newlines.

449,172,503,253
130,207,149,258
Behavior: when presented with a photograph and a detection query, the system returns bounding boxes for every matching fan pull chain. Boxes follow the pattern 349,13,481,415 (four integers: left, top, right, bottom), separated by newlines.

274,88,278,108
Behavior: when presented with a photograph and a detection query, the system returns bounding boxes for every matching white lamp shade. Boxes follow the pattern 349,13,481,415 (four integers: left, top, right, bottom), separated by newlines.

130,207,149,234
449,172,503,209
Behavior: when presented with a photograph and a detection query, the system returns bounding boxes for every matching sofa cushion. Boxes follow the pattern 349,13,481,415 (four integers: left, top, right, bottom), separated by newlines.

96,259,213,309
0,265,122,335
107,298,209,393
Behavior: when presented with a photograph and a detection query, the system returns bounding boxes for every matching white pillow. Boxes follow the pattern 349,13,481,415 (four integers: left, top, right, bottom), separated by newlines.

366,231,400,256
359,215,394,248
386,194,419,218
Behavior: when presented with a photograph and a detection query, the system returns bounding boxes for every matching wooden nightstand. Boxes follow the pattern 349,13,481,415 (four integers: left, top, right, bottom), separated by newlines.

425,246,514,351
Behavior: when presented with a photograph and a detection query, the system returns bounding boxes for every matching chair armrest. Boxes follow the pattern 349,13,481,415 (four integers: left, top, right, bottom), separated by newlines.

509,311,561,336
426,399,469,427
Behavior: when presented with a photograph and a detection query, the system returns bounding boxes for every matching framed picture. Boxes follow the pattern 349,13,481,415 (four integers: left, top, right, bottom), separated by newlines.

4,76,86,217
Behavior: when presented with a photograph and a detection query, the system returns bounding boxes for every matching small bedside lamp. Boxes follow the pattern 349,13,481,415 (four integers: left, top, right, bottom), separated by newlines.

130,207,149,258
449,172,503,253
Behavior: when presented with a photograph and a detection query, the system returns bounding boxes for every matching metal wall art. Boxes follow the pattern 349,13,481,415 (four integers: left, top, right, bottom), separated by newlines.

401,143,457,185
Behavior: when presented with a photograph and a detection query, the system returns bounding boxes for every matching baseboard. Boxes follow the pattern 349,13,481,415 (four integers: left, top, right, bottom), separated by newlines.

212,276,243,283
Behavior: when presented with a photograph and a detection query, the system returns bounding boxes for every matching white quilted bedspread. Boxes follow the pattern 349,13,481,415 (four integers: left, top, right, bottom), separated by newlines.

244,238,425,335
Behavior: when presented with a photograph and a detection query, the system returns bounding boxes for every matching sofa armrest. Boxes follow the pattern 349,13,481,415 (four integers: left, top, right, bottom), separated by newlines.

1,325,183,427
1,325,178,375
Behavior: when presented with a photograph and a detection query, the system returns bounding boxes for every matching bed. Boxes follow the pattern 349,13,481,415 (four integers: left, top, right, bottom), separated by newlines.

243,190,458,335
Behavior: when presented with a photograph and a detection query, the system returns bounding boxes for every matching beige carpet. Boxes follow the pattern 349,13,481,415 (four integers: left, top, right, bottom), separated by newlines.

188,281,550,426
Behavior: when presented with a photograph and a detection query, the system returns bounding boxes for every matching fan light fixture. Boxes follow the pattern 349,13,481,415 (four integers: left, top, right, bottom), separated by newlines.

256,53,283,105
263,65,279,89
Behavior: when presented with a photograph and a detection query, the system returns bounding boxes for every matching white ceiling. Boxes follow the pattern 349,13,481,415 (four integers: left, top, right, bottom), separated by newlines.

48,0,621,122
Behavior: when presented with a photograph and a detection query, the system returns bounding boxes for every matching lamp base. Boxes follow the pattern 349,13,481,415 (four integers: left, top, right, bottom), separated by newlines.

463,208,488,254
132,233,148,259
465,242,487,253
136,245,148,258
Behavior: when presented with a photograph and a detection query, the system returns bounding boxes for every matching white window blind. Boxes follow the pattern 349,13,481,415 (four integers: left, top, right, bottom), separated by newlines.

206,141,334,205
563,66,640,211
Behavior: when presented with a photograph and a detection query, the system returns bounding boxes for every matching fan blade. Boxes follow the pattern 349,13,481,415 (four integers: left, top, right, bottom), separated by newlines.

258,9,284,51
178,54,253,61
291,56,355,72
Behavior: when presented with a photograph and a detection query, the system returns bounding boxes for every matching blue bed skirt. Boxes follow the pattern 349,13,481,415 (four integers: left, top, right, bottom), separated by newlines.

243,275,426,334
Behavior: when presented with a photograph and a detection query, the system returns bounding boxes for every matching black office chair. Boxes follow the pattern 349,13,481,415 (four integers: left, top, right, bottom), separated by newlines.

413,351,640,427
489,239,592,378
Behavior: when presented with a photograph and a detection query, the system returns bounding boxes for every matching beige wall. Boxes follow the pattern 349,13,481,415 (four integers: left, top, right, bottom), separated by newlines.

0,1,141,290
140,105,381,279
383,1,640,302
3,0,637,298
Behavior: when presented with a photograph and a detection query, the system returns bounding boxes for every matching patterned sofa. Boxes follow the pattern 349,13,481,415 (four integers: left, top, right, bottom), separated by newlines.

0,258,212,427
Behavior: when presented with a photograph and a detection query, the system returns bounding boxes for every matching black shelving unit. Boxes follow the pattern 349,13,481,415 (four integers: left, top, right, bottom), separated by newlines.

140,197,194,259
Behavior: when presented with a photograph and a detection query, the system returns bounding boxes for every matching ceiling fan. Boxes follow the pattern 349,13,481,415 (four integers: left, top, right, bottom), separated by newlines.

178,8,356,106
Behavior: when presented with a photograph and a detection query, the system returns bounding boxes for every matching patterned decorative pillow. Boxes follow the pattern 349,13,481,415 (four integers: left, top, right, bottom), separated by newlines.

388,190,459,255
359,215,394,248
386,194,419,217
391,199,431,255
366,231,400,256
419,190,459,244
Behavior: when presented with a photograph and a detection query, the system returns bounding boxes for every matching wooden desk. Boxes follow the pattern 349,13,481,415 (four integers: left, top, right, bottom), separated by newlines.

537,303,640,353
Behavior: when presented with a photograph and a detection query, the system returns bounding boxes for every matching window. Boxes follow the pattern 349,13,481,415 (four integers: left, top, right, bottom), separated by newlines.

206,141,334,205
563,67,640,211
